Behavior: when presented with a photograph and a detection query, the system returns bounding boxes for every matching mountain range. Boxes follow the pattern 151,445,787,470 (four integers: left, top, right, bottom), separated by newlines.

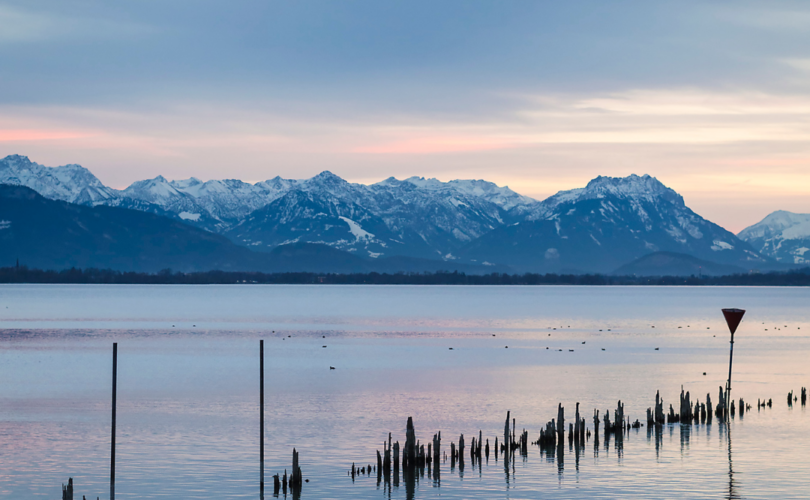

1,154,805,275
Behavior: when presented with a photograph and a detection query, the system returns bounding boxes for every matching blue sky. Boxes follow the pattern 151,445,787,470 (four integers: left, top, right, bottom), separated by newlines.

2,0,810,230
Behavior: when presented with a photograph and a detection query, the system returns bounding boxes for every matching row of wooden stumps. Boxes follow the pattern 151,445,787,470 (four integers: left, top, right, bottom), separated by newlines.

355,384,805,482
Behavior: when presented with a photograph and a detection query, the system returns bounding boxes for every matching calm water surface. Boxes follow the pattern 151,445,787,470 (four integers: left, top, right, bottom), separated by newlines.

0,285,808,499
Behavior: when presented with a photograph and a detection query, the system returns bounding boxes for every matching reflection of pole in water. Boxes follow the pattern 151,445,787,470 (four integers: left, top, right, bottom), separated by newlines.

556,437,565,474
725,423,740,499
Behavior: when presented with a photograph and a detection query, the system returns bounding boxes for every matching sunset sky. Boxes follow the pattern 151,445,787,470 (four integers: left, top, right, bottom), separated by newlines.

2,1,810,232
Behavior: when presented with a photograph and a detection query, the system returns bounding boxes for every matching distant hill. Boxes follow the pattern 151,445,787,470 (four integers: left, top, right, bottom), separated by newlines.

613,251,748,277
0,184,276,273
738,211,810,265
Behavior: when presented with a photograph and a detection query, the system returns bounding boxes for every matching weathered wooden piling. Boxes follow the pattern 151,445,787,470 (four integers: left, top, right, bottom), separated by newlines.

512,418,516,450
62,478,73,500
715,386,726,421
739,398,745,417
679,387,692,424
384,433,392,478
393,441,400,471
485,438,490,460
613,401,624,436
652,391,664,426
273,474,280,494
458,434,465,465
706,393,713,424
110,343,117,500
520,428,528,454
404,416,416,467
802,387,807,406
556,404,565,443
432,432,441,466
289,449,302,488
788,390,794,407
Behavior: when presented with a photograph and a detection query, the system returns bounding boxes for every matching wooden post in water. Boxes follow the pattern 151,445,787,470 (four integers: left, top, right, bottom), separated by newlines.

260,339,265,495
110,342,117,500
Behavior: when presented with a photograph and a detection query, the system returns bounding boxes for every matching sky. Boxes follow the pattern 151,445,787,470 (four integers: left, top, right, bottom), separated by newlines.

2,1,810,232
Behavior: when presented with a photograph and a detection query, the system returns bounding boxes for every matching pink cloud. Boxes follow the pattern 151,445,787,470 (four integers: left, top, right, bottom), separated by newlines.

353,136,516,155
0,129,96,141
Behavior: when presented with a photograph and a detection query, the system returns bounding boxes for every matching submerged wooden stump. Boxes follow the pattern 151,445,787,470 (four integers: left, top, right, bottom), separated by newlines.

62,478,73,500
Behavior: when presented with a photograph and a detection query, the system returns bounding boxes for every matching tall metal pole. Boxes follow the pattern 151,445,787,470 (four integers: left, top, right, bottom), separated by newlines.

260,339,264,496
111,342,118,500
721,308,745,417
726,331,735,413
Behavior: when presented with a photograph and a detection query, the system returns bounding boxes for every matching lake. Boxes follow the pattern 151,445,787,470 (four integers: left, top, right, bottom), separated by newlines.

0,285,808,499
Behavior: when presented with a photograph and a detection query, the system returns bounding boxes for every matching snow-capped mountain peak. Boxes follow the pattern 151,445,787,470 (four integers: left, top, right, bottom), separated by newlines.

0,154,118,204
398,176,536,210
738,210,810,241
738,210,810,264
554,174,682,207
123,175,184,202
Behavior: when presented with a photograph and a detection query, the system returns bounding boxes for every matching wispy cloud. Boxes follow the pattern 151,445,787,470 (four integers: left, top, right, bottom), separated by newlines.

0,5,152,44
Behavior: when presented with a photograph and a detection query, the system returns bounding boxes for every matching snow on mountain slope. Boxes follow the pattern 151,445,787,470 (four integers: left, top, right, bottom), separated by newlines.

461,174,768,273
399,176,535,211
0,155,118,204
738,211,810,264
514,174,684,221
2,154,777,271
226,172,513,259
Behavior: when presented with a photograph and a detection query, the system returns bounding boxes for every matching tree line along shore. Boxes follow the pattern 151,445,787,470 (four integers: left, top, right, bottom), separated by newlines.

1,265,810,286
